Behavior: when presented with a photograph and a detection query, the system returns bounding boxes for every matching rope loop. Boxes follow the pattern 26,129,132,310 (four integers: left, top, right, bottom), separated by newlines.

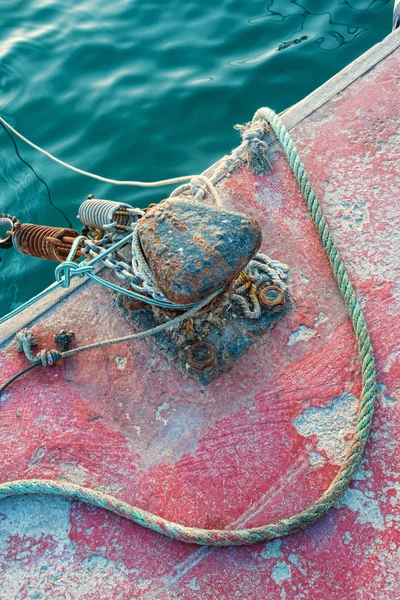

190,178,206,201
15,329,61,366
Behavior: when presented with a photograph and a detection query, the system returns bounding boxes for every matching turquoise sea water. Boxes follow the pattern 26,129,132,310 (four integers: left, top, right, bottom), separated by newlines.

0,0,393,318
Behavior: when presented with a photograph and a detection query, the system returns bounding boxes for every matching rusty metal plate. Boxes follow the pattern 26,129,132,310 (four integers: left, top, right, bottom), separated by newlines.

117,283,292,385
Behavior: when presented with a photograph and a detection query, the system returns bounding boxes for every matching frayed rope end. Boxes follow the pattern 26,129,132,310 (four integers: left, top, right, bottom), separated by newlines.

235,121,272,175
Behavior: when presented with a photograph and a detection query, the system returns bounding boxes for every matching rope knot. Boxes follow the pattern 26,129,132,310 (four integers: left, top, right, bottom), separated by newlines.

242,125,265,143
54,260,93,288
16,328,38,362
235,121,271,175
16,328,37,354
36,349,62,367
190,179,206,201
15,329,62,366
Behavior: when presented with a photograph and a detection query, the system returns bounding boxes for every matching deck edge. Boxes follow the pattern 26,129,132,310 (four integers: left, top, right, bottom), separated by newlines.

0,274,92,346
280,29,400,131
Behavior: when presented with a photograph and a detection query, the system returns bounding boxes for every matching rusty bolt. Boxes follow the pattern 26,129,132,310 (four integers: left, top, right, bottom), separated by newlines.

186,342,217,373
258,285,285,312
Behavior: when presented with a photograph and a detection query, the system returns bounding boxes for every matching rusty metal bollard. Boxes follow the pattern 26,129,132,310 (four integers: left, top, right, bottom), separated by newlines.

136,197,262,305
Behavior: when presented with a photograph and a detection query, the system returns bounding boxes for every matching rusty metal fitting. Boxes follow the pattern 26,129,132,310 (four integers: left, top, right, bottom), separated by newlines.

11,223,83,262
258,285,285,312
0,214,20,249
53,329,74,352
186,342,217,373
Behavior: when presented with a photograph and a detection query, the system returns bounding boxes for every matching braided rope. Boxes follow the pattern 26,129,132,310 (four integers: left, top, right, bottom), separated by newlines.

0,109,376,546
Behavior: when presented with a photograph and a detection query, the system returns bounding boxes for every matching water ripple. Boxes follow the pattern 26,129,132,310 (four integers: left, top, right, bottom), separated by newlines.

0,0,392,316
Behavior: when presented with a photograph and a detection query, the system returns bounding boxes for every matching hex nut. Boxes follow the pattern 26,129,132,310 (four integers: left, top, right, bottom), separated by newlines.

186,342,217,372
258,285,285,312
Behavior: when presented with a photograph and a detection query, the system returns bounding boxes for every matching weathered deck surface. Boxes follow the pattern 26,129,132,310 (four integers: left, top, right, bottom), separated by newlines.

0,32,399,600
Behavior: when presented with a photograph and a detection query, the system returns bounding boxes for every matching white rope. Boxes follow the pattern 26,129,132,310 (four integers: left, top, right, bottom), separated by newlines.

0,117,222,208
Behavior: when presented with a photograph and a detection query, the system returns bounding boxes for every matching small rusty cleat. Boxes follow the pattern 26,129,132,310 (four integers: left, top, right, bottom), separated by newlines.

136,197,262,305
258,285,286,312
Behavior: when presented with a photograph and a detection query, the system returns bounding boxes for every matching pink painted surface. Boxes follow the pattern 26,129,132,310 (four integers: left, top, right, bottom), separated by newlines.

0,49,399,599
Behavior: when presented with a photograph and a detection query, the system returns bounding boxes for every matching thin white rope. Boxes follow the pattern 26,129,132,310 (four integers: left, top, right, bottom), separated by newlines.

0,117,222,207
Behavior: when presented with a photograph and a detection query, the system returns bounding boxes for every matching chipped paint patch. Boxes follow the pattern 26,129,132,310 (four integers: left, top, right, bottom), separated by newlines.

314,311,328,326
260,539,283,559
0,390,12,404
288,324,315,346
0,497,146,598
155,401,170,426
308,450,326,468
288,554,307,576
293,392,358,464
187,577,201,591
272,561,291,585
338,488,385,531
114,355,127,370
28,444,47,468
325,187,371,232
0,496,71,544
343,531,353,545
288,312,328,346
352,463,373,481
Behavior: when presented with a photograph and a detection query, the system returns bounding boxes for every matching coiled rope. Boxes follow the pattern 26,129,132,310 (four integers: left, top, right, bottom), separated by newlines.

0,108,376,546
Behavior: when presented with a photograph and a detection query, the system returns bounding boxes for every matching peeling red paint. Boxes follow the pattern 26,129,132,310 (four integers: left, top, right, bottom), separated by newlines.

0,44,399,600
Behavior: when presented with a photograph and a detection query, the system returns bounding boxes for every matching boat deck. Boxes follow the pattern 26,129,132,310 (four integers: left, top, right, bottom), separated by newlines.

0,30,399,600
